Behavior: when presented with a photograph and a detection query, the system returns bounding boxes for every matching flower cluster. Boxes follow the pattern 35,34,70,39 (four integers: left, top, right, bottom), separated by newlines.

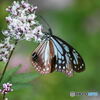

3,0,44,41
0,37,14,62
0,83,13,94
0,1,44,62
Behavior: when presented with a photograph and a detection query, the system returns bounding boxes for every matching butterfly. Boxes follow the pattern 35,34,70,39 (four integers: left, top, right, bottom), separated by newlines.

31,28,85,77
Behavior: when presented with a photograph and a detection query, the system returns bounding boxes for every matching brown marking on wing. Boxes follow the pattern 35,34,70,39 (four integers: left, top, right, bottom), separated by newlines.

49,40,56,72
51,56,56,72
32,40,56,74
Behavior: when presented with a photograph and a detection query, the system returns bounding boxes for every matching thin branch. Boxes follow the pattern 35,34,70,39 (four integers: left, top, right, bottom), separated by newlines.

0,40,18,83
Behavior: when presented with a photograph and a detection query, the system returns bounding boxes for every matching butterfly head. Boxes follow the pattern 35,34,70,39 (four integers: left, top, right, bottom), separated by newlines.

43,28,53,39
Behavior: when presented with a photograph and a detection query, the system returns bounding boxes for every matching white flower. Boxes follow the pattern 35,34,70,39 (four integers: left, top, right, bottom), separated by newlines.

0,83,13,94
3,1,44,42
32,25,44,41
0,37,15,62
21,0,30,8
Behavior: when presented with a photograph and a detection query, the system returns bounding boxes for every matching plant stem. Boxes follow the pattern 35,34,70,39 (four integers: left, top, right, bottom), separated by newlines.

2,93,5,100
0,40,18,83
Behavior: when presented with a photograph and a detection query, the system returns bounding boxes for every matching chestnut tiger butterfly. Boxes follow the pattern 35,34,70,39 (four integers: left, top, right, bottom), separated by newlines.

31,18,85,77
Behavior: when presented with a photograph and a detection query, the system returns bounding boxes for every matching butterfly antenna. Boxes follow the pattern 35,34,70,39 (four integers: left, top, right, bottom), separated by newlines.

38,15,53,34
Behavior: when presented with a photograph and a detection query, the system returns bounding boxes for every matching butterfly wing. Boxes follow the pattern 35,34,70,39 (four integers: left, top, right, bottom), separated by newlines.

51,35,85,74
32,34,85,76
32,39,56,74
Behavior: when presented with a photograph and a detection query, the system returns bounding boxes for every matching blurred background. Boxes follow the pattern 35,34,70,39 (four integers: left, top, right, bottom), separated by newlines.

0,0,100,100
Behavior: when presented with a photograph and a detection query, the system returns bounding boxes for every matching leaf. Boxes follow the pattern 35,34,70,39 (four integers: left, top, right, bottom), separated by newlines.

11,73,40,83
1,66,21,84
12,83,32,90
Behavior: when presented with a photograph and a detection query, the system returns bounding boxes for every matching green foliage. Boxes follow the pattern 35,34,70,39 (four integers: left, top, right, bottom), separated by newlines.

11,72,40,90
11,73,40,83
1,66,21,84
12,83,33,90
0,66,40,90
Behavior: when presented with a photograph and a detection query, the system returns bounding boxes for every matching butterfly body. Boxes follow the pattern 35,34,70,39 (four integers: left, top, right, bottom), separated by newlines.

32,29,85,76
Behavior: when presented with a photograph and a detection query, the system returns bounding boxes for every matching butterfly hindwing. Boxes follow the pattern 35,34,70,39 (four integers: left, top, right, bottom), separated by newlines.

32,39,56,74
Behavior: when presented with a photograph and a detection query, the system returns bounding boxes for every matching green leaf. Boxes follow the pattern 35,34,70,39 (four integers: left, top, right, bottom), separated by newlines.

11,73,40,83
1,66,21,84
12,83,32,90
